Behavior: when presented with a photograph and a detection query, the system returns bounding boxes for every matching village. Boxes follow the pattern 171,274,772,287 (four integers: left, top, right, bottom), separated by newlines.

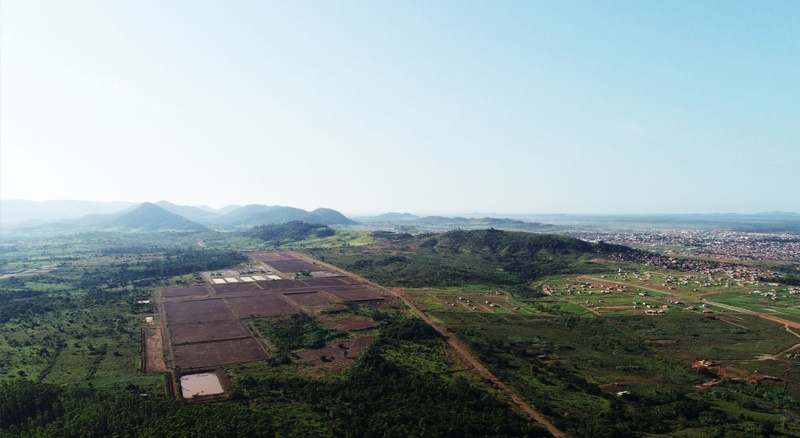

566,229,800,262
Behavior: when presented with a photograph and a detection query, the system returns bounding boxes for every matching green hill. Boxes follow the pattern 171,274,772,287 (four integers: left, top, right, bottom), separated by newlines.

101,202,208,232
308,229,635,293
219,205,357,227
246,221,333,246
154,201,220,224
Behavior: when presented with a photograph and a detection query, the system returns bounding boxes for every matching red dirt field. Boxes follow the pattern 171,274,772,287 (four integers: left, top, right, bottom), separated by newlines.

255,252,297,262
173,338,267,369
256,280,314,292
301,277,352,287
162,285,212,299
334,276,362,285
165,299,236,325
210,282,264,294
345,336,373,357
285,291,336,306
266,259,320,273
327,287,383,301
325,317,376,331
170,320,250,345
293,337,373,377
225,295,299,318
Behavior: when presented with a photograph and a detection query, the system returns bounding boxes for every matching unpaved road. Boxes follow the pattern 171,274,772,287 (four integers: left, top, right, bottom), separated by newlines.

289,251,566,438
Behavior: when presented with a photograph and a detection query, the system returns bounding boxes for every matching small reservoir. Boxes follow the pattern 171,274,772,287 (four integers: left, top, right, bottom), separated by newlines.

180,372,224,398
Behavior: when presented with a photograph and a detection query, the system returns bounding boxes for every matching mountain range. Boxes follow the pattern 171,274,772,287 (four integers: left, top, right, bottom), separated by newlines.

0,200,358,235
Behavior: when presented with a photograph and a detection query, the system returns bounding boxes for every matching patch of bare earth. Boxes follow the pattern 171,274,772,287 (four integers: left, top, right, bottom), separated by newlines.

145,326,167,373
325,317,376,331
294,336,373,377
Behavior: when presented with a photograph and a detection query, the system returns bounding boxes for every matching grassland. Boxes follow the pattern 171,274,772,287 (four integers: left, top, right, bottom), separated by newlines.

0,230,550,437
306,230,800,437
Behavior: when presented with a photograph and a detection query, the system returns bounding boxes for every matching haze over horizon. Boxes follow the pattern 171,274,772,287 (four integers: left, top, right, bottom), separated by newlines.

2,1,798,215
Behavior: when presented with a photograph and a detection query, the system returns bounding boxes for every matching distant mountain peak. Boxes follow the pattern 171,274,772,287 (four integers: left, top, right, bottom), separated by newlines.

102,203,208,232
218,205,356,227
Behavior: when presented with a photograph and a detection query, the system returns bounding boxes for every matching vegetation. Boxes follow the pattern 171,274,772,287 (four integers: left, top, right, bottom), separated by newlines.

250,313,345,351
0,319,546,437
4,226,800,436
246,221,333,246
232,317,547,437
303,229,800,437
308,229,634,295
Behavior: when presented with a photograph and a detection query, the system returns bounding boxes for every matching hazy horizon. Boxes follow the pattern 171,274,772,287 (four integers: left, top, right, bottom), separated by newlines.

2,2,798,214
2,198,799,220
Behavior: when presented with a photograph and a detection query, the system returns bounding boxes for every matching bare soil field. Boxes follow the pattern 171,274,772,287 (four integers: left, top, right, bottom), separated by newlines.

266,259,320,273
325,317,376,331
225,295,299,318
170,320,250,345
301,277,352,287
211,282,264,294
173,337,267,370
165,299,236,325
256,280,314,292
144,326,167,373
345,336,373,357
337,276,362,285
327,287,383,301
255,252,297,262
162,285,212,299
285,291,336,306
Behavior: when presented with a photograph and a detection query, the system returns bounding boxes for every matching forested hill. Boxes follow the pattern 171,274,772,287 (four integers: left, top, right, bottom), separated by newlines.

307,229,636,293
428,228,621,255
246,221,333,246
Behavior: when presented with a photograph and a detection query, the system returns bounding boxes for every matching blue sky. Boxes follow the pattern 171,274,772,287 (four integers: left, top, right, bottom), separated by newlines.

1,1,798,214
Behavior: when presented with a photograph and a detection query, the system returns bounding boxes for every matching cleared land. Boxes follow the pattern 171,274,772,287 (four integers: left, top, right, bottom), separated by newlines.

225,295,299,318
256,279,314,292
170,320,250,345
164,299,236,325
301,277,351,287
173,337,267,369
255,252,297,262
211,282,264,294
284,291,336,306
162,285,211,299
327,286,383,301
325,317,376,331
265,259,320,273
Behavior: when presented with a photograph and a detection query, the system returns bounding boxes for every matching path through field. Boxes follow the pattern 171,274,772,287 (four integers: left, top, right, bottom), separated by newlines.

289,251,566,438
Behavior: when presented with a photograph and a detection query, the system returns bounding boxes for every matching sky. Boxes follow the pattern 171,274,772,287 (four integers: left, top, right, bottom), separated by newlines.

1,1,798,215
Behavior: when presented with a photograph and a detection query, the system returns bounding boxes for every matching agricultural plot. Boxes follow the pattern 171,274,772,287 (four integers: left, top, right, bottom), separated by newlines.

284,291,336,307
225,295,299,318
265,259,320,273
254,252,297,262
170,320,250,345
165,299,236,325
704,291,800,322
301,277,351,287
256,279,313,292
211,281,263,294
327,287,383,301
173,337,266,369
162,285,211,299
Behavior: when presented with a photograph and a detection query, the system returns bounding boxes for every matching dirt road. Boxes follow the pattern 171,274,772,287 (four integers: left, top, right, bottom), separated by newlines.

288,251,566,438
